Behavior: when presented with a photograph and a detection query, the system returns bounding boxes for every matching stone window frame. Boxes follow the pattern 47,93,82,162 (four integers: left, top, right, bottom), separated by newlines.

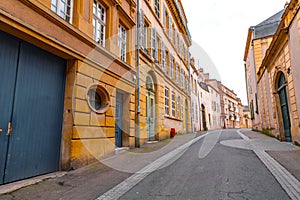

86,84,110,114
171,92,176,117
165,87,169,115
92,0,106,47
51,0,73,23
118,24,127,62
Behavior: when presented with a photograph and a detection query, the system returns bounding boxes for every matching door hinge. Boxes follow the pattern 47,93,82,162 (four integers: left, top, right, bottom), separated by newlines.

7,122,12,136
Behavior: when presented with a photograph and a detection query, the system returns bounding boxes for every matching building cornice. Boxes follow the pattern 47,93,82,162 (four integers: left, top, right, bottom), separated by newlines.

257,0,300,82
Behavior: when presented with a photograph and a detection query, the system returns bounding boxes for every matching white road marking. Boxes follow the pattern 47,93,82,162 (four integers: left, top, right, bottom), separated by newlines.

198,130,222,159
237,129,300,200
95,132,210,200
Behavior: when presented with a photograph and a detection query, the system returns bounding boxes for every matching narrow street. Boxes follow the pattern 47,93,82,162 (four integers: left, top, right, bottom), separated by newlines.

117,130,290,200
1,129,299,200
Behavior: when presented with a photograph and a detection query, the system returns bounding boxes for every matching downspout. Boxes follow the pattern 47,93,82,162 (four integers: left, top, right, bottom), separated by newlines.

197,84,201,131
250,27,259,117
136,0,141,147
244,62,250,107
188,53,192,133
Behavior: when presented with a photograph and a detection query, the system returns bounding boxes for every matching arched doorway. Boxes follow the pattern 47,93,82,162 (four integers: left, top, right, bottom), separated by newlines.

277,72,292,142
201,104,207,131
146,75,155,141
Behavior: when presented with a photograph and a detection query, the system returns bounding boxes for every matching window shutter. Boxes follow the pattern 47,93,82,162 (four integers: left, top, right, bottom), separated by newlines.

161,41,163,66
138,10,144,48
155,33,158,61
163,4,166,30
150,28,154,57
169,16,172,39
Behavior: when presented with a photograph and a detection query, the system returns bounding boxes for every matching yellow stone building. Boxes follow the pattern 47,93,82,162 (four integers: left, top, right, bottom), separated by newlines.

244,10,283,130
137,0,192,143
245,0,300,144
0,0,191,184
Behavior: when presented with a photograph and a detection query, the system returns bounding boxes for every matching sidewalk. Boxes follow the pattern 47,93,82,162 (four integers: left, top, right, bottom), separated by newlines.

0,131,204,200
241,129,300,181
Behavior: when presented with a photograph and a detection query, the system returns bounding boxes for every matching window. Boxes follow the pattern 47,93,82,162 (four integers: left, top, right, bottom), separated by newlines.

177,96,180,118
139,10,148,51
93,1,106,46
181,98,184,120
163,4,166,30
175,31,178,50
118,24,127,62
186,77,189,93
165,88,169,115
180,68,184,88
170,55,173,79
191,102,194,121
255,93,259,114
169,16,172,40
195,104,198,123
151,28,158,61
250,100,254,120
171,92,176,117
86,84,110,113
154,0,160,18
51,0,73,23
161,42,166,71
175,63,179,83
143,23,148,50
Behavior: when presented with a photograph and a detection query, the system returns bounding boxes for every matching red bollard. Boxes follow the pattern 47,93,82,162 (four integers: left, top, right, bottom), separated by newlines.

170,128,176,138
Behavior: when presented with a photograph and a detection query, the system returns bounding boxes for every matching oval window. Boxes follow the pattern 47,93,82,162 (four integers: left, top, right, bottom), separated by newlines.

86,84,110,113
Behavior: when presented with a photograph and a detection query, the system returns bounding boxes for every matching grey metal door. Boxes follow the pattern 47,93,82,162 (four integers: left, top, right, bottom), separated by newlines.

115,92,123,148
0,31,66,184
0,32,19,184
146,91,155,141
278,73,292,142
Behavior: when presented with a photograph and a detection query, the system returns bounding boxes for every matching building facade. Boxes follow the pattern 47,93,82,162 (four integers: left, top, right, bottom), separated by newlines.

240,106,252,128
207,83,221,130
222,86,240,129
0,0,193,184
257,0,300,143
139,0,192,140
190,59,201,132
244,9,283,131
244,0,300,144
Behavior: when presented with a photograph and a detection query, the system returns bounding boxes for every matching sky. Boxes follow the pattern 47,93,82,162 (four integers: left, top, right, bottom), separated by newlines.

181,0,288,105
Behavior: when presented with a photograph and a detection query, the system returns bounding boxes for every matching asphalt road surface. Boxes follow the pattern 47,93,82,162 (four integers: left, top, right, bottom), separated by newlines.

120,129,290,200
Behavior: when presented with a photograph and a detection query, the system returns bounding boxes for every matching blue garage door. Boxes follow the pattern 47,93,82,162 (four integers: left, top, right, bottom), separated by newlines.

0,31,66,184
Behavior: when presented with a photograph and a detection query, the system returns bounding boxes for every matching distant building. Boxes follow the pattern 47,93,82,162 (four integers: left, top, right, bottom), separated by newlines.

221,85,240,129
240,106,252,128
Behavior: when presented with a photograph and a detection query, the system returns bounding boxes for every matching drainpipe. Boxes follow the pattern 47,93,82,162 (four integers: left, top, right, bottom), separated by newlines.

188,53,192,133
136,0,141,147
197,86,201,131
244,62,250,107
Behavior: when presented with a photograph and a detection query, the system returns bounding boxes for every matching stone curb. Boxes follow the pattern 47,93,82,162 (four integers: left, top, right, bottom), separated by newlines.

237,130,300,200
0,172,67,195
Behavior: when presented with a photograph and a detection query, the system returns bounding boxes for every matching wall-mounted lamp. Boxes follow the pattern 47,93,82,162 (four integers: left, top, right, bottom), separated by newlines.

132,74,137,83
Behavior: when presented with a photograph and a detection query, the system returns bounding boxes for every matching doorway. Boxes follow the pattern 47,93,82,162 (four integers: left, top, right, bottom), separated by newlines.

146,75,155,141
115,92,124,147
277,73,292,142
201,104,207,131
0,31,66,184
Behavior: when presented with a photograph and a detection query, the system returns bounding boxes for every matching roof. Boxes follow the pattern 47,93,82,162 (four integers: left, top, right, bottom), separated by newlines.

198,81,209,92
244,9,284,61
253,9,284,39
